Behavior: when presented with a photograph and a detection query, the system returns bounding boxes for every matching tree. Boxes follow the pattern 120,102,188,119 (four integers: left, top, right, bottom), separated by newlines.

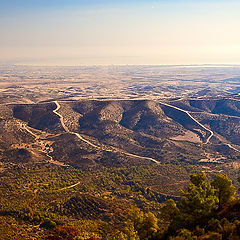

180,173,218,218
163,173,238,239
160,199,179,223
139,212,159,239
190,172,206,187
123,207,159,240
170,172,219,230
211,174,236,209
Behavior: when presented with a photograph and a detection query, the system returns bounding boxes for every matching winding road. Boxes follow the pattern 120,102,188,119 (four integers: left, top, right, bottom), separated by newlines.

159,101,240,153
18,100,240,166
27,189,38,220
159,101,214,144
53,101,160,164
53,101,101,149
19,121,68,166
53,100,240,162
58,181,81,191
226,143,240,153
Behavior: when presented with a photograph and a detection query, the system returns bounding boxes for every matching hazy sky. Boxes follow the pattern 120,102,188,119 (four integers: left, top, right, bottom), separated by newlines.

1,0,240,65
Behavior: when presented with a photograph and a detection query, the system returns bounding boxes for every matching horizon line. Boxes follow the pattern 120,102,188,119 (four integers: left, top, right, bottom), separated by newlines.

2,63,240,68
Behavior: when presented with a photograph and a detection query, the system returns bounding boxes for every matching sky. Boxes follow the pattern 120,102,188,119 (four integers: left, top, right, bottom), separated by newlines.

0,0,240,65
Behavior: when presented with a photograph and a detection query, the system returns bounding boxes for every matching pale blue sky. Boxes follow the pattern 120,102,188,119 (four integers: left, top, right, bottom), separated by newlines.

0,0,240,65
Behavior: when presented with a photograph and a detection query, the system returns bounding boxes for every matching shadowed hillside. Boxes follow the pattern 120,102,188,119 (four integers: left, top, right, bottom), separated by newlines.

0,98,238,169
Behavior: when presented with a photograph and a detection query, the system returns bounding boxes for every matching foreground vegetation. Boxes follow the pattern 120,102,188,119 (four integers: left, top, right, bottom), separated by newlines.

116,172,240,240
0,164,240,239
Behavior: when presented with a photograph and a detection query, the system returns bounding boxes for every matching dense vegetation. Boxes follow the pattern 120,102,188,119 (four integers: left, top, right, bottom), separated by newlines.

106,172,240,240
0,164,240,239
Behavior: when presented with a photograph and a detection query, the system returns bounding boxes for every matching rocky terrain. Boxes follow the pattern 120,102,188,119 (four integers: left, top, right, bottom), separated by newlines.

0,97,239,171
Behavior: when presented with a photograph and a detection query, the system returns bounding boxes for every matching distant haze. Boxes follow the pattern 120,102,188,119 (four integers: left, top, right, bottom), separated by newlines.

1,0,240,65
